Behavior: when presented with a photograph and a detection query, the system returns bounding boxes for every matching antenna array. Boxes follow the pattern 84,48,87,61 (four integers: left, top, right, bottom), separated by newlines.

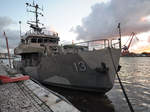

26,0,44,33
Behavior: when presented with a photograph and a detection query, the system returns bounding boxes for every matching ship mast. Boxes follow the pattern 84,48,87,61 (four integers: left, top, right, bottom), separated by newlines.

26,1,44,34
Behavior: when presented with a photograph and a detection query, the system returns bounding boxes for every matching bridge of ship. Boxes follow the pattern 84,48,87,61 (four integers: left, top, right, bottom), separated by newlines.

20,29,59,45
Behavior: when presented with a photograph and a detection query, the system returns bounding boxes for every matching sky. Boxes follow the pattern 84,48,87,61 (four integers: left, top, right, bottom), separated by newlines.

0,0,150,53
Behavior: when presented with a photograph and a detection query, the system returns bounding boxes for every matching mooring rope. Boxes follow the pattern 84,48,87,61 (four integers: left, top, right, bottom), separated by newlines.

108,47,135,112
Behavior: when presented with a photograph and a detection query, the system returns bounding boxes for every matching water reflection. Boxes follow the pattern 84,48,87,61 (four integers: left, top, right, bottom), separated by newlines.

45,85,115,112
108,57,150,112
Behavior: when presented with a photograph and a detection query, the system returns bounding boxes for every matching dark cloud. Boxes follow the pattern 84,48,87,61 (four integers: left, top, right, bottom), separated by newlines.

0,16,20,53
73,0,150,40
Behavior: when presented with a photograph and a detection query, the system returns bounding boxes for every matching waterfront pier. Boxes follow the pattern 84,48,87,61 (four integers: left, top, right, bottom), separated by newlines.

0,63,79,112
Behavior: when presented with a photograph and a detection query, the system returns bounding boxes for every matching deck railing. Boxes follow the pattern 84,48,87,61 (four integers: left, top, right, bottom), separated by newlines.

74,38,120,51
22,29,58,38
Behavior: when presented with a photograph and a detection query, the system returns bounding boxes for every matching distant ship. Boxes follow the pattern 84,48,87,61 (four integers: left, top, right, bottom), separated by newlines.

14,1,121,94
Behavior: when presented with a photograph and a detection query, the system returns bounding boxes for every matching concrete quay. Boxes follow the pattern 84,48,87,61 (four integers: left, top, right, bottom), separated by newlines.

0,63,79,112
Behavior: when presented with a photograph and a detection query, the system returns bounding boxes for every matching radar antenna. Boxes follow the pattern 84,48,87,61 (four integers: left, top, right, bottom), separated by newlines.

26,0,44,33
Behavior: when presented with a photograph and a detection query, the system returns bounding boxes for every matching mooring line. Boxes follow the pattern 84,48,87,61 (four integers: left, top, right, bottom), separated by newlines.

108,47,135,112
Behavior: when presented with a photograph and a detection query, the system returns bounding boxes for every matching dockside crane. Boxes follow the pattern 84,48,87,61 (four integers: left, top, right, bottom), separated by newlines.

122,32,136,56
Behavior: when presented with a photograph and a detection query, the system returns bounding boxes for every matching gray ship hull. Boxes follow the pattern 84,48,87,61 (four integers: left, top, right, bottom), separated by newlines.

16,48,120,93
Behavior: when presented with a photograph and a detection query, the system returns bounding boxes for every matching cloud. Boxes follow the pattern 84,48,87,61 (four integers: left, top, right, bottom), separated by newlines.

73,0,150,40
148,36,150,42
0,16,15,29
0,16,20,53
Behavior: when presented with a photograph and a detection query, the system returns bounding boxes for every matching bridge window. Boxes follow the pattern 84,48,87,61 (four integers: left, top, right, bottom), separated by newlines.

31,38,37,43
38,38,42,43
44,39,48,43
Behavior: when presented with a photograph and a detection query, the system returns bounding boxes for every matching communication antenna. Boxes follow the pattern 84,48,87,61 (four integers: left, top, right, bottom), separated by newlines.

26,0,44,33
117,23,122,49
19,21,22,38
42,5,44,11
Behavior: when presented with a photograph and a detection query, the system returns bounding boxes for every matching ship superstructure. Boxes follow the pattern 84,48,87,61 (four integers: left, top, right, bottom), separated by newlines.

15,1,60,67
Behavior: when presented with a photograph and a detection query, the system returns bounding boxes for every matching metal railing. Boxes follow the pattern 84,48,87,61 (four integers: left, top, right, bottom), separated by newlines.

22,29,58,38
74,38,120,51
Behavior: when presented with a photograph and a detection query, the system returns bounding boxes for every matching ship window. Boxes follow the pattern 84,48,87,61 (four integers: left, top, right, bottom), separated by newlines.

21,39,25,44
49,39,57,43
44,39,48,43
31,38,37,43
23,53,40,66
38,38,42,43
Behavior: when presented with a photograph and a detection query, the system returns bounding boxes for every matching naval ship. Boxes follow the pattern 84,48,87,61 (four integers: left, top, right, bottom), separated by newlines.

14,2,121,94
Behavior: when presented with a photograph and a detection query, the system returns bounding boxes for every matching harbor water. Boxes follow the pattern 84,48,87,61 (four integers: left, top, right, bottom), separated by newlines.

107,57,150,112
1,57,150,112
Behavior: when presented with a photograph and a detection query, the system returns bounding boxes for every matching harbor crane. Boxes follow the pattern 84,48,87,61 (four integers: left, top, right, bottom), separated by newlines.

122,32,137,56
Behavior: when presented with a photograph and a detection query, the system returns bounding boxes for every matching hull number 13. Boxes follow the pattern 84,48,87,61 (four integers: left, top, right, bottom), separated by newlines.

74,61,87,72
